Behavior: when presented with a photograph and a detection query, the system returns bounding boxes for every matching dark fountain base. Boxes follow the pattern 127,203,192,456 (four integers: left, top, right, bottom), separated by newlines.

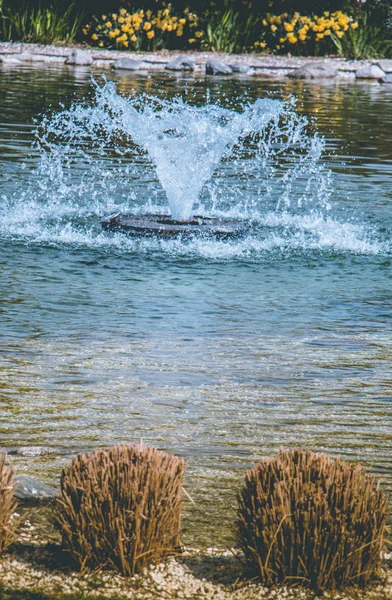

101,213,249,240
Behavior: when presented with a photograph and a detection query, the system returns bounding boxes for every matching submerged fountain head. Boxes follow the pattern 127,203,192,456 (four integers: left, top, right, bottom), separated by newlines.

101,212,250,239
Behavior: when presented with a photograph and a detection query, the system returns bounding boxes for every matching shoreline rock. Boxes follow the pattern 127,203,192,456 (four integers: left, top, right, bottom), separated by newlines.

14,475,58,504
206,60,233,75
288,61,337,79
0,42,388,82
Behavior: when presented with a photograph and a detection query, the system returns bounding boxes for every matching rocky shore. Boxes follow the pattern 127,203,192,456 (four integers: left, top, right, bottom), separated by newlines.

0,509,391,600
1,42,392,82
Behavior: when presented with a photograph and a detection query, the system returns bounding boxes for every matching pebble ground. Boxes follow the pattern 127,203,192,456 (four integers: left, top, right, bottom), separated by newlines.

0,517,391,600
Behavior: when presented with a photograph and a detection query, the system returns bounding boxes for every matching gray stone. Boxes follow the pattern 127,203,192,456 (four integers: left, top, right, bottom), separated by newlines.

355,64,385,79
166,57,195,71
288,62,337,79
230,63,250,74
205,60,232,75
65,49,93,66
14,475,58,504
375,59,392,73
6,446,56,457
380,72,392,84
113,58,148,71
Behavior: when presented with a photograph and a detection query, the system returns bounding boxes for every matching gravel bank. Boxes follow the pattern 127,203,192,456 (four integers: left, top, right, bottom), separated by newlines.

1,517,391,600
1,42,392,81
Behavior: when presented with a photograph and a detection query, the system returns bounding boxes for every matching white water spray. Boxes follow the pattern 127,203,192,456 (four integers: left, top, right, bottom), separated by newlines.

37,82,322,221
0,81,386,257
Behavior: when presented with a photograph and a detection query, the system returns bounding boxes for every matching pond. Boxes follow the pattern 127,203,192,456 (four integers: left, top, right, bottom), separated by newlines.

0,64,391,546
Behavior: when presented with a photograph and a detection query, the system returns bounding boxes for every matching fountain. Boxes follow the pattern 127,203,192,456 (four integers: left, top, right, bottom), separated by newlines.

36,81,302,240
93,88,286,239
33,80,329,245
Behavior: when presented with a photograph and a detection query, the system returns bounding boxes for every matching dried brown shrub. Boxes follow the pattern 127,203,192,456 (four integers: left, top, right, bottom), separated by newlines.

55,443,185,576
0,450,18,553
236,449,387,592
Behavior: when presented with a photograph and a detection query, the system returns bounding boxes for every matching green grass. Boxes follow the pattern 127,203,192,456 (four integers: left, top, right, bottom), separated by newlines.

203,9,241,53
0,1,85,44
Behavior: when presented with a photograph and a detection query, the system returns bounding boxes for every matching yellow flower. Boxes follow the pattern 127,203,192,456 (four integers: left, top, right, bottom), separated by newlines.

287,34,297,44
99,42,104,47
105,21,112,29
271,24,277,32
147,30,155,39
279,37,285,43
262,18,267,26
188,38,196,44
109,31,116,38
284,22,294,32
324,29,331,36
101,15,107,21
258,42,266,49
336,30,344,38
316,33,324,40
179,18,186,25
131,34,137,42
91,33,98,41
143,21,152,31
351,21,358,29
118,16,124,24
195,31,203,38
111,13,117,20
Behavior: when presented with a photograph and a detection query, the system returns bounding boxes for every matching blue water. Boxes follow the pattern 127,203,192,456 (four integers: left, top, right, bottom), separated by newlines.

0,65,391,545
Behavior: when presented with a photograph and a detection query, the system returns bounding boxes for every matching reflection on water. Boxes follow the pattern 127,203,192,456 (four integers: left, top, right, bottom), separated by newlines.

0,65,392,546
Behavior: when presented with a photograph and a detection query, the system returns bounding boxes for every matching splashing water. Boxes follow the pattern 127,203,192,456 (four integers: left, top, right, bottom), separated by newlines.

36,81,326,222
0,80,387,257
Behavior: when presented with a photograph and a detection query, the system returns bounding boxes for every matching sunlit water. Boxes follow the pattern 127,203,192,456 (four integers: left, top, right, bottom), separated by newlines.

0,65,391,546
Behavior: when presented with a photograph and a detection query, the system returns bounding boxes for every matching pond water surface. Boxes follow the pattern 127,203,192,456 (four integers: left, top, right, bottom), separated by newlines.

0,64,391,546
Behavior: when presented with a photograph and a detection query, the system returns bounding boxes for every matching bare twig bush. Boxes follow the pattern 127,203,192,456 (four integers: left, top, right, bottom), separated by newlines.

55,443,185,576
236,449,387,592
0,450,18,553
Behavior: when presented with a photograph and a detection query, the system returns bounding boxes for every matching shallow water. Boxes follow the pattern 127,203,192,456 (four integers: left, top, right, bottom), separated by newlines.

0,65,391,546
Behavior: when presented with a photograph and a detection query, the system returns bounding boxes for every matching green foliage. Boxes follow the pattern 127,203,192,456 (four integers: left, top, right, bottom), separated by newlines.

331,12,392,59
202,9,241,53
55,444,185,576
236,449,387,592
0,1,84,44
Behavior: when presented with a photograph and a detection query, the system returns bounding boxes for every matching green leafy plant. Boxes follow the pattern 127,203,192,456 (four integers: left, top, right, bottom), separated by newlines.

55,443,185,576
0,450,19,554
0,2,84,44
201,9,241,53
236,449,387,592
331,12,392,59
